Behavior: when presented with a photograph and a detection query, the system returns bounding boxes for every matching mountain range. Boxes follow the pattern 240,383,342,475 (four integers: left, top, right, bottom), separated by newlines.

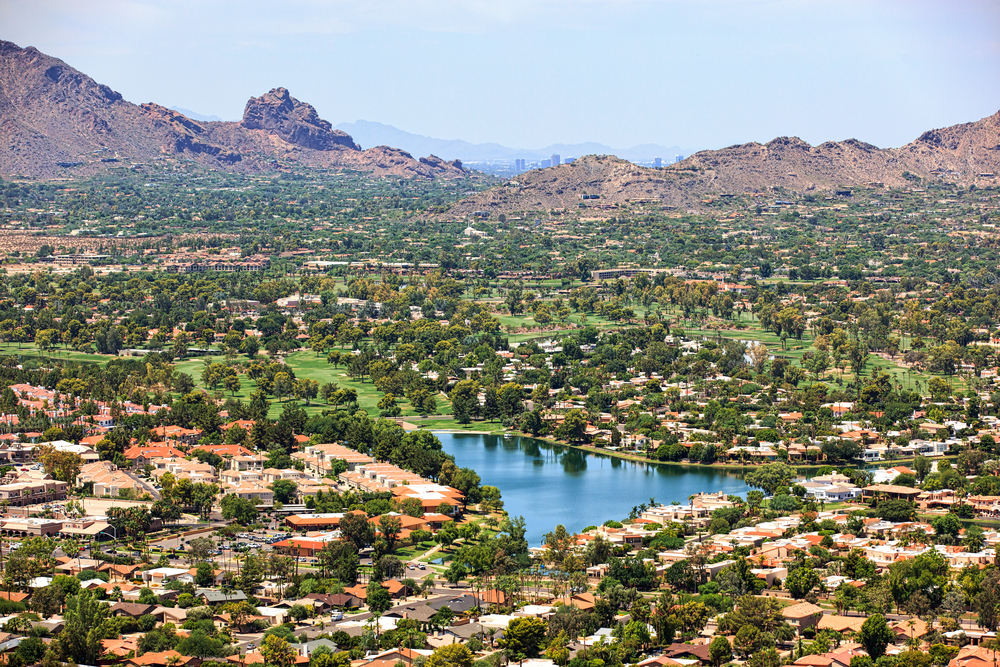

334,120,692,163
447,112,1000,216
2,39,998,209
0,41,467,179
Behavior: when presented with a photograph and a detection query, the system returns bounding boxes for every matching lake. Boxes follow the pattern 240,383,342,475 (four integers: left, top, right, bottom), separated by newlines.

435,432,751,547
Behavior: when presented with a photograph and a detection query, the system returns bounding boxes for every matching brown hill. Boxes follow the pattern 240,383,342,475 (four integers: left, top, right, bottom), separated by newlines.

445,155,704,217
447,112,1000,217
0,41,466,179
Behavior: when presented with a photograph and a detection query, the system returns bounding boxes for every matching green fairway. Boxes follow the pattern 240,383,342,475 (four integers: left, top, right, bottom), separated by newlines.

0,342,114,366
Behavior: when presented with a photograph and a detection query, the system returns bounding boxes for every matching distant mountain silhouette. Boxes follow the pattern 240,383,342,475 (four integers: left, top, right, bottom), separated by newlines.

334,120,694,163
169,106,223,122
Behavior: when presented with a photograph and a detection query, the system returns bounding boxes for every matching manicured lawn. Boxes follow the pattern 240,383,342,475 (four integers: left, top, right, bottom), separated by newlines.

675,315,963,394
392,541,437,561
0,342,114,366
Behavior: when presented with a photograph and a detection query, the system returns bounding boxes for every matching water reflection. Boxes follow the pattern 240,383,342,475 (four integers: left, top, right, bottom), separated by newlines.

560,448,587,474
436,431,750,545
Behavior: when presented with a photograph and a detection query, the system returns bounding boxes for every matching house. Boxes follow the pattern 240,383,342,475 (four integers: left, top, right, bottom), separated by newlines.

637,658,683,667
150,425,202,446
861,484,921,502
816,615,866,633
803,483,862,502
296,639,340,659
123,445,185,468
307,592,362,609
384,604,439,624
891,616,929,639
430,595,483,615
110,602,159,618
793,654,852,667
550,592,597,611
782,601,824,632
141,567,189,585
197,588,248,605
190,444,254,458
178,567,224,586
662,643,712,663
125,651,198,667
226,652,309,666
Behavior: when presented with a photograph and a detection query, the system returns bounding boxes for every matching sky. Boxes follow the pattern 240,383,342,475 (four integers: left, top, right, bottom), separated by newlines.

2,0,998,151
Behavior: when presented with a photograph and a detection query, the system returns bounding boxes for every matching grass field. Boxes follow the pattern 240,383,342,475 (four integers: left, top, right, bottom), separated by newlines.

0,342,114,366
671,310,958,393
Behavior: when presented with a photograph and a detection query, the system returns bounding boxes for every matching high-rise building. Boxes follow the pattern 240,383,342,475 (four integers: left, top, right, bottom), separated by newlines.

514,158,525,171
564,157,576,164
551,154,560,166
541,159,552,169
675,155,684,164
653,157,662,168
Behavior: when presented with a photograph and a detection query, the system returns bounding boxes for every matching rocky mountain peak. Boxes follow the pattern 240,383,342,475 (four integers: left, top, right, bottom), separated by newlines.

241,87,358,151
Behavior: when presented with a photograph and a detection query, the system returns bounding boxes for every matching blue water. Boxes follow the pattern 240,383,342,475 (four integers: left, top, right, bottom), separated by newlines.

435,432,751,547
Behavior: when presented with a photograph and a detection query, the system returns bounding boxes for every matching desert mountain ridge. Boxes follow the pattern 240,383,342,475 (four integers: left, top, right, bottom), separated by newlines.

445,111,1000,216
0,41,467,179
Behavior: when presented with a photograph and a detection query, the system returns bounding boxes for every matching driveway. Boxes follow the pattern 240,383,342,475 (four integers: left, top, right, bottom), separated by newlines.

125,471,160,500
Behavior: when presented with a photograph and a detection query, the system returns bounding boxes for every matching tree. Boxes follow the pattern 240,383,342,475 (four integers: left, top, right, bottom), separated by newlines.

374,555,405,582
443,561,468,585
288,604,311,622
770,494,801,513
318,541,360,584
36,444,83,484
220,494,258,525
744,463,794,494
261,634,297,667
785,564,820,599
270,479,297,504
58,589,111,665
875,499,916,522
176,629,224,658
366,580,391,615
498,617,547,663
340,512,375,551
932,513,962,540
965,525,987,553
449,380,480,424
556,409,588,443
709,635,732,667
914,455,931,482
194,561,215,587
377,514,403,552
425,643,474,667
187,537,216,564
858,614,894,659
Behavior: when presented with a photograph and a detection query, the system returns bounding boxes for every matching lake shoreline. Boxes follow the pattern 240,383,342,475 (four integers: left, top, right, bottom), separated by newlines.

430,428,934,472
435,431,752,546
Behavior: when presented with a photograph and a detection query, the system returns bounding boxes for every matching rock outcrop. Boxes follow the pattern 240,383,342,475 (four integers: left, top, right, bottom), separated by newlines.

240,87,359,151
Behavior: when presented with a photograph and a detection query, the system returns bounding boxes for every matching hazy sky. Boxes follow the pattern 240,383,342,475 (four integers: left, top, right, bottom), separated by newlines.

2,0,998,151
